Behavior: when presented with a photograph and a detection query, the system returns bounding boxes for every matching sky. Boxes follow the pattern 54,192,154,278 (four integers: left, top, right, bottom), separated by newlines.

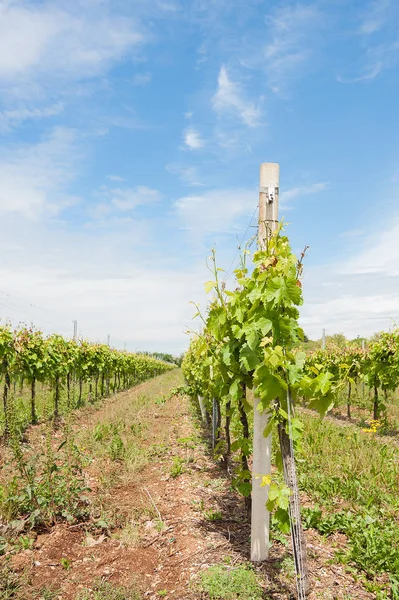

0,0,399,354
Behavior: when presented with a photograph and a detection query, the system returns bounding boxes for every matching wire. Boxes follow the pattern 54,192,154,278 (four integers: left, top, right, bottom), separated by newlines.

226,204,259,278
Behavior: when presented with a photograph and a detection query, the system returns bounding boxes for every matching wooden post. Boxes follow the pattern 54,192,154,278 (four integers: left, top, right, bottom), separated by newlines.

251,162,279,562
322,328,326,350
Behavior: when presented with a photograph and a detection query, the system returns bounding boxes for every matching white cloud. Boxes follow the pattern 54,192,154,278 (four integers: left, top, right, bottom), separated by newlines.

212,65,261,128
280,182,329,206
301,218,399,339
262,4,321,94
0,127,80,220
0,103,64,132
0,1,145,99
183,128,205,150
107,175,126,183
132,72,152,86
174,188,255,237
96,185,163,212
0,215,204,354
338,1,399,82
166,164,204,186
359,0,391,34
337,41,399,83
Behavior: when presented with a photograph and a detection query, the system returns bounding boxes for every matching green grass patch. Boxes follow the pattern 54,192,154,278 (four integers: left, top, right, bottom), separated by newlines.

298,413,399,596
199,563,263,599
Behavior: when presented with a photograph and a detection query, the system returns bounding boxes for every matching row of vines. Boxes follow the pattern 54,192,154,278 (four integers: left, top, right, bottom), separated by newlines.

0,325,174,436
305,331,399,424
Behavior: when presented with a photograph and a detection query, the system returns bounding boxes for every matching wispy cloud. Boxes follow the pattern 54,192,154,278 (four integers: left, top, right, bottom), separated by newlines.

280,182,329,206
359,0,391,34
212,65,261,128
0,127,80,220
183,128,205,150
107,175,126,183
0,1,146,100
338,0,399,82
0,103,64,133
174,188,255,237
132,72,152,86
98,185,163,212
262,4,321,94
166,164,204,186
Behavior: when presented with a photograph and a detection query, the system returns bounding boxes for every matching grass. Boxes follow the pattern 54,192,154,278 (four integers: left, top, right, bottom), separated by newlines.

199,563,263,600
297,412,399,597
77,580,141,600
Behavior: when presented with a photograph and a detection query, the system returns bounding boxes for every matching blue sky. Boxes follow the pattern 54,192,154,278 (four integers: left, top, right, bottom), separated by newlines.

0,0,399,353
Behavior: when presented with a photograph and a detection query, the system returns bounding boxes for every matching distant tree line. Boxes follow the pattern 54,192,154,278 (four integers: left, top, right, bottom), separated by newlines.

140,351,184,366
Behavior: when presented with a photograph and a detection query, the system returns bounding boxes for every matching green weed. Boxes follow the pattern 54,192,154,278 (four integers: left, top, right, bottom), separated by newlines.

199,563,263,599
169,456,185,478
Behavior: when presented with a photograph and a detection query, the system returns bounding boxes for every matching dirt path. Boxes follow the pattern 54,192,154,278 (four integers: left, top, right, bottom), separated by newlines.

4,370,376,599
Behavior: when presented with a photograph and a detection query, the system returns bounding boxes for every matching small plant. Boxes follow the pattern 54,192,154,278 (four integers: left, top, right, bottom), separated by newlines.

204,509,223,522
108,434,125,461
0,419,90,530
16,535,34,551
93,423,110,442
155,519,165,533
199,563,263,599
60,557,71,570
0,562,29,599
157,591,168,597
113,520,140,547
169,456,185,478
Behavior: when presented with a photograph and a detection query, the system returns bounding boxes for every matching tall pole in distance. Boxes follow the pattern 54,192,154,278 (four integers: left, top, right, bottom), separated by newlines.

322,328,326,350
251,162,279,562
73,320,78,342
107,334,110,347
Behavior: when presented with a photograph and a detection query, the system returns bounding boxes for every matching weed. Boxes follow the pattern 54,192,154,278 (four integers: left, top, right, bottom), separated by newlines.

77,579,141,600
204,509,223,522
108,434,125,461
157,591,168,597
0,562,29,599
199,563,263,599
280,556,295,578
15,534,34,551
169,456,185,478
0,420,89,529
155,519,165,532
60,557,71,570
113,520,140,547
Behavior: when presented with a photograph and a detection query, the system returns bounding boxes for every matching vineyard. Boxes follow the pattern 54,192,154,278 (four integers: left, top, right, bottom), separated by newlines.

182,226,399,599
0,222,398,597
0,325,174,435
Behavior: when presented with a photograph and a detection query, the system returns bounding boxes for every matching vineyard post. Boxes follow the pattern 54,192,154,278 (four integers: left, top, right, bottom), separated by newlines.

73,320,78,342
251,162,279,561
322,328,326,350
198,395,207,423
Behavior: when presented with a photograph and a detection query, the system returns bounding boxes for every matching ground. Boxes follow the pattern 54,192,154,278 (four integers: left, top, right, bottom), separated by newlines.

1,370,379,599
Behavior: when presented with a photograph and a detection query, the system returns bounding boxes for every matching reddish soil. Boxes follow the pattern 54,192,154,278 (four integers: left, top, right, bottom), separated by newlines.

2,372,378,599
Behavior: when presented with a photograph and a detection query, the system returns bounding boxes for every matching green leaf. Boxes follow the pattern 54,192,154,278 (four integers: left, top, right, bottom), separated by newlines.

204,281,216,294
239,344,260,372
